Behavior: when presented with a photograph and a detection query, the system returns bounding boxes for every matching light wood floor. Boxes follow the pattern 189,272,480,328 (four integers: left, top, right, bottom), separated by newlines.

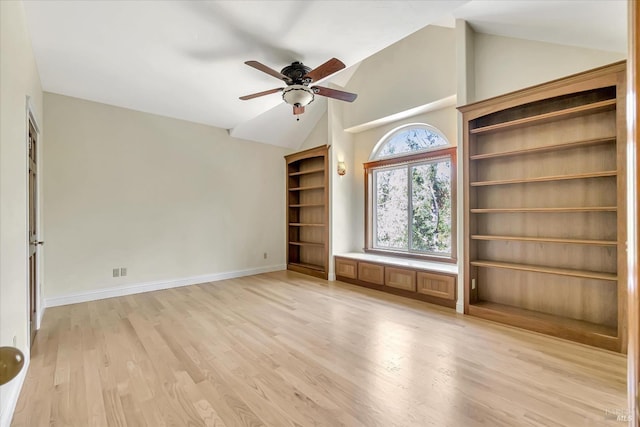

12,270,626,426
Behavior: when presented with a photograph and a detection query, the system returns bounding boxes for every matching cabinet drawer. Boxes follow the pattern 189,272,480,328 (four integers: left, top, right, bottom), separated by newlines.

358,262,384,285
385,267,416,291
335,257,357,279
417,272,455,300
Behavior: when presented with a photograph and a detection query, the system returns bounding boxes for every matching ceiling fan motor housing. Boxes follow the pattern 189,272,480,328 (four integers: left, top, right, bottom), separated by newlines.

281,61,313,84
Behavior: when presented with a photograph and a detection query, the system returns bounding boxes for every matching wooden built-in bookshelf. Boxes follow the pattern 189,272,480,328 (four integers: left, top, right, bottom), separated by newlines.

458,61,627,352
285,145,329,279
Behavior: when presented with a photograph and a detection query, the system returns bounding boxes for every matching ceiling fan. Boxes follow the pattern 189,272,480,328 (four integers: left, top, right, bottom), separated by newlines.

239,58,358,117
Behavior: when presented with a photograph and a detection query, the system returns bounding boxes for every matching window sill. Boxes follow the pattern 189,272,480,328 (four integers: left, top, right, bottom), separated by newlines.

337,252,458,275
366,248,457,265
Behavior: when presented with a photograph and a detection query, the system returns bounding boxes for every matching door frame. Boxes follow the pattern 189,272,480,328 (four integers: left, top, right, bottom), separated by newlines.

25,96,43,336
629,1,639,425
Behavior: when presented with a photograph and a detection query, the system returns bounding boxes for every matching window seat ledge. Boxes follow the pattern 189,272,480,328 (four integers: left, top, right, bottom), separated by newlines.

335,252,458,275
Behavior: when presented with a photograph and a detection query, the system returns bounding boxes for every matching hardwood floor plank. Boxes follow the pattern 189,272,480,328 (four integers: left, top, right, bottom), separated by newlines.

138,398,168,427
202,354,302,427
102,387,128,427
196,380,263,427
120,393,146,427
83,348,109,427
11,271,626,426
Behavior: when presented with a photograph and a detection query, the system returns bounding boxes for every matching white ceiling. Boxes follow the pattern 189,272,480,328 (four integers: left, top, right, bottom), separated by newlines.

23,1,626,149
451,0,627,53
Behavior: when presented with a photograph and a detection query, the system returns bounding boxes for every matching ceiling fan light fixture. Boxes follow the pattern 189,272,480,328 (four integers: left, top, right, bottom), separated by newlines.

282,85,314,107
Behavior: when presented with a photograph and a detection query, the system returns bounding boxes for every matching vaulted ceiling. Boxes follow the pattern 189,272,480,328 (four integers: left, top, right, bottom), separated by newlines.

23,1,626,149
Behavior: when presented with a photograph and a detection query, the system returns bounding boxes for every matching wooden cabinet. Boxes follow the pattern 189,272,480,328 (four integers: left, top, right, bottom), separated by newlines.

417,272,455,300
335,258,357,279
385,267,416,291
358,262,385,285
286,146,329,279
458,61,626,352
335,255,457,308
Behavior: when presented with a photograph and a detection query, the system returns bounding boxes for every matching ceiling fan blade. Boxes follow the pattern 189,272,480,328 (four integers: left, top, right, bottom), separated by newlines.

293,105,305,115
313,86,357,102
304,58,345,83
239,87,283,100
245,61,292,83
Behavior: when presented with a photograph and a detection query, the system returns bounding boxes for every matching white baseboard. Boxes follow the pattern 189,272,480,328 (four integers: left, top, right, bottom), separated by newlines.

0,355,30,427
45,264,286,308
37,305,44,329
456,301,464,313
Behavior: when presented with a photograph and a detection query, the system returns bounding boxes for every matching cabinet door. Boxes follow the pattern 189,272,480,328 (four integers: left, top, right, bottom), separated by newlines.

417,272,455,300
335,258,357,279
385,267,416,291
358,262,384,285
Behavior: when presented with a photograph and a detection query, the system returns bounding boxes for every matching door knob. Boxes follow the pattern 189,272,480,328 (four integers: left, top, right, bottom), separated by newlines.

0,347,25,385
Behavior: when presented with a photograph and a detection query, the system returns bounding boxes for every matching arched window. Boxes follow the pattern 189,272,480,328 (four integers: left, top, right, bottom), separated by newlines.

370,124,450,160
364,124,456,260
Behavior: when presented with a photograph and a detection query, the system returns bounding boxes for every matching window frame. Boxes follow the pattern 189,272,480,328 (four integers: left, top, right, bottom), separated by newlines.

364,146,457,263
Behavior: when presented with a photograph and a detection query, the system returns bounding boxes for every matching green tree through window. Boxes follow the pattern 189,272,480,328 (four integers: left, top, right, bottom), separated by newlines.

366,124,455,260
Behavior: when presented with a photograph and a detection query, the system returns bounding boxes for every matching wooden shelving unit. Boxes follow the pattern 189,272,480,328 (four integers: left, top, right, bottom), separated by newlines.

289,185,325,191
468,99,616,134
469,137,616,160
470,170,617,186
471,207,617,213
288,241,325,247
468,302,619,347
285,145,329,279
458,61,627,352
470,235,617,246
469,260,618,281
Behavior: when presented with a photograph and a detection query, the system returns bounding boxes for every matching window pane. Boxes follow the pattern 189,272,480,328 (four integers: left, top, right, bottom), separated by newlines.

377,128,448,159
411,160,451,254
375,168,408,250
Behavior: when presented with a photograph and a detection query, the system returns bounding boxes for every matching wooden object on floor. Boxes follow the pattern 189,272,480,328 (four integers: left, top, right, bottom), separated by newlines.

285,145,329,279
335,254,457,308
458,61,627,352
11,271,626,426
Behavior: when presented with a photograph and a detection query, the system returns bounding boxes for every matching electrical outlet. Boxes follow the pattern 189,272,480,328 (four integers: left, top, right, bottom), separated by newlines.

263,252,267,259
120,267,127,277
472,278,477,290
13,336,17,347
113,268,120,278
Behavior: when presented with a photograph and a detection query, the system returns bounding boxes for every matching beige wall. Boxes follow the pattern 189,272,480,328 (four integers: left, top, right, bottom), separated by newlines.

456,20,475,106
298,112,328,151
473,32,625,102
343,25,456,129
43,93,288,300
0,0,43,422
328,100,358,276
